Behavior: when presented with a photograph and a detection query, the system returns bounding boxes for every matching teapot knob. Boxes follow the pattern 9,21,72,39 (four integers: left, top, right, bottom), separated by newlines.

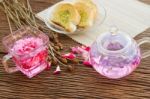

109,26,119,35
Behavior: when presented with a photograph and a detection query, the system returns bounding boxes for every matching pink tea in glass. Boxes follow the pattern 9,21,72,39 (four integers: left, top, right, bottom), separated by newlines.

2,27,50,78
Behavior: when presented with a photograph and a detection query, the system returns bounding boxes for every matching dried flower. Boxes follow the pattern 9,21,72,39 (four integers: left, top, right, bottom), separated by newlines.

68,58,79,64
57,43,63,50
51,58,58,65
59,58,68,64
67,65,75,72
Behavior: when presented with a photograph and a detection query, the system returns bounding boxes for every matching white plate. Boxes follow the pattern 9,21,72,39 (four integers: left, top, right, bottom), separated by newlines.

44,0,106,35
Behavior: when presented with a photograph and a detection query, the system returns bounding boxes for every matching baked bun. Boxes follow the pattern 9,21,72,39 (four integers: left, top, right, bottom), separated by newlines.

79,0,97,19
51,3,80,32
74,0,97,28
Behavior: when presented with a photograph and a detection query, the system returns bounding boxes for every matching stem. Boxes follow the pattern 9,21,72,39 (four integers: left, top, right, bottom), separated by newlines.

2,2,14,38
26,0,37,27
49,44,68,67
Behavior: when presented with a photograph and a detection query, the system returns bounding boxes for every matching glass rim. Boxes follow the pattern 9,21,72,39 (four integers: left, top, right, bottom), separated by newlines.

2,26,49,57
96,31,132,54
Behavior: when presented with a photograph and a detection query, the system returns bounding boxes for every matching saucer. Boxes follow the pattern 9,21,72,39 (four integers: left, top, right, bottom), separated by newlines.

44,0,106,35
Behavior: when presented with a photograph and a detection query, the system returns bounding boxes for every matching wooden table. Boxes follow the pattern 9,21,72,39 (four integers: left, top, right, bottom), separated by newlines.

0,0,149,99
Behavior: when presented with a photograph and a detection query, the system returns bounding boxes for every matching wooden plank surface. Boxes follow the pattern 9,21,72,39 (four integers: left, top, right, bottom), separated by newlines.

0,0,149,99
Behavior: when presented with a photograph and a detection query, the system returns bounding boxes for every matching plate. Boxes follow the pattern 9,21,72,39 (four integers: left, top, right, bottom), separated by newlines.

44,0,106,35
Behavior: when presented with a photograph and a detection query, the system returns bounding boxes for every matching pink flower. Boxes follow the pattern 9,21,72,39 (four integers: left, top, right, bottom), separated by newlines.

83,61,92,68
62,53,76,60
81,46,90,51
70,46,93,68
71,46,92,67
71,46,90,54
71,47,81,54
53,65,61,75
45,62,51,70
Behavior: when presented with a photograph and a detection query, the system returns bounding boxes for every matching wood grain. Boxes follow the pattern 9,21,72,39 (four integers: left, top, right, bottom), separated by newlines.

0,0,149,99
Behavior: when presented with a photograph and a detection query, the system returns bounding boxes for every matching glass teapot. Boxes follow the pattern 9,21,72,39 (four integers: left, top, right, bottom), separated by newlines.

89,27,150,79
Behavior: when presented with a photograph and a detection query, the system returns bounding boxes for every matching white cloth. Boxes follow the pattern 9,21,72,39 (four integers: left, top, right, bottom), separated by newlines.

36,0,150,46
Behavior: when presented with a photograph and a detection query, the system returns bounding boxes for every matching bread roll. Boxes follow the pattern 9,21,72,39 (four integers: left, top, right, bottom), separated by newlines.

51,3,80,32
74,2,96,28
79,0,98,19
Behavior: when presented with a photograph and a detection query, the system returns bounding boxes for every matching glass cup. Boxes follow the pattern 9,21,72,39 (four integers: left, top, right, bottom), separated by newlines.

89,28,150,79
2,26,50,78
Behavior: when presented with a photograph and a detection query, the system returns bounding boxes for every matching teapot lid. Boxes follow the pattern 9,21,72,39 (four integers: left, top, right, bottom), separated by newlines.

97,27,132,53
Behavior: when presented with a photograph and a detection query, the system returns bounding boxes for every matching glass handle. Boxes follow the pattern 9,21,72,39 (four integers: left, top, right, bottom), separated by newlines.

2,54,18,73
137,37,150,59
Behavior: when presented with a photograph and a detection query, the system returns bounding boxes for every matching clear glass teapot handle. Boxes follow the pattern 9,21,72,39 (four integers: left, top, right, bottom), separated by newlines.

137,37,150,59
2,54,19,73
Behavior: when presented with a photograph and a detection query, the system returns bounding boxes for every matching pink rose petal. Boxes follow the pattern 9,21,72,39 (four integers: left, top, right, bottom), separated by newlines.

71,46,90,54
62,53,76,60
81,51,89,60
71,46,93,68
53,65,61,75
71,47,81,53
83,61,92,68
81,46,90,51
45,62,51,71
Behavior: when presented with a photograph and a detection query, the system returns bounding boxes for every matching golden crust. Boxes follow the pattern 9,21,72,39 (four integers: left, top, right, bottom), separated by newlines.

51,3,80,32
76,0,97,19
74,2,95,28
50,0,98,32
